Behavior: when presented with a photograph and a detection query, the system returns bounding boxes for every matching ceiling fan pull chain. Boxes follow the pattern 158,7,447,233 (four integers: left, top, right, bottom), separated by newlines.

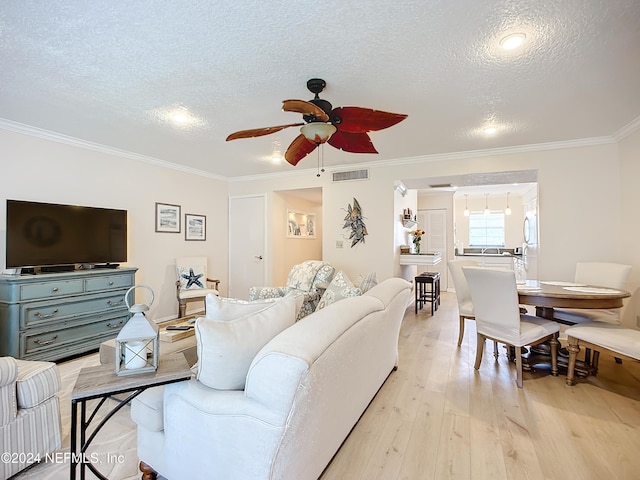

316,147,321,177
321,144,325,174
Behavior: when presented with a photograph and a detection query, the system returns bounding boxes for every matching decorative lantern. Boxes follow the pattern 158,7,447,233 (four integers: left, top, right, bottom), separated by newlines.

115,285,159,376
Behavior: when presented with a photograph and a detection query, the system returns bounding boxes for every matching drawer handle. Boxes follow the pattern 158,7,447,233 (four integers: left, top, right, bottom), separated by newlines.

52,287,59,292
106,321,124,329
109,281,114,286
34,335,59,346
107,299,125,306
34,309,59,319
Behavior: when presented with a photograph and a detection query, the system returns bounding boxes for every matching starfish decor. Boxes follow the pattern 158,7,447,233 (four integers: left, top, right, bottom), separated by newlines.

181,268,204,288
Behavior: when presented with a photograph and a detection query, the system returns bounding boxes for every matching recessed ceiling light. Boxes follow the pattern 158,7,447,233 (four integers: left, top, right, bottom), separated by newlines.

500,33,526,50
484,127,497,135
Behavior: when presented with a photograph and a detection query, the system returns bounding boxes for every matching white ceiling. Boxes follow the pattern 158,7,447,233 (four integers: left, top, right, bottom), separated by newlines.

2,1,640,179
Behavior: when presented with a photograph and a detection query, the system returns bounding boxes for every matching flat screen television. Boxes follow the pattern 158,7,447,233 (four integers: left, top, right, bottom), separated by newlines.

6,200,127,270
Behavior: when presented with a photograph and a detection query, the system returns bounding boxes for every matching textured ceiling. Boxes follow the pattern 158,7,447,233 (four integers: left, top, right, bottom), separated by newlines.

1,1,640,179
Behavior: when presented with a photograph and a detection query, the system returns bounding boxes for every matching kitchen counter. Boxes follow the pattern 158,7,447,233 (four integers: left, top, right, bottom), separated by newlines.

456,253,519,257
399,252,442,266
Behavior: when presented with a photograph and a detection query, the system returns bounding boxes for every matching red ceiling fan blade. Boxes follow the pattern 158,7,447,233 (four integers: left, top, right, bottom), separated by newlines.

331,107,407,134
226,123,304,141
282,99,330,122
285,134,318,166
328,130,378,154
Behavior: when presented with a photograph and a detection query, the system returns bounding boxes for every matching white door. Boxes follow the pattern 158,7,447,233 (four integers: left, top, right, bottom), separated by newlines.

229,195,266,299
418,209,448,288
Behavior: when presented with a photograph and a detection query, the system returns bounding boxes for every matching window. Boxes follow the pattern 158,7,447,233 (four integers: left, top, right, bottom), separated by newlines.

468,212,505,246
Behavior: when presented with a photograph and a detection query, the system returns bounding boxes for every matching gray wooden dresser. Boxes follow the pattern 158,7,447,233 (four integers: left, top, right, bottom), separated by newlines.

0,267,137,361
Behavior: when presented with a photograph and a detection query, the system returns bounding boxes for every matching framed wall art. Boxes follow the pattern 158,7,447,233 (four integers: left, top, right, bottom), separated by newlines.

155,203,181,233
185,213,206,241
287,209,316,238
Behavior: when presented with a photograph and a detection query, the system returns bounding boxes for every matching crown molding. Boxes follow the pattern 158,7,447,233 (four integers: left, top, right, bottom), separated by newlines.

613,115,640,141
0,118,227,182
0,117,621,183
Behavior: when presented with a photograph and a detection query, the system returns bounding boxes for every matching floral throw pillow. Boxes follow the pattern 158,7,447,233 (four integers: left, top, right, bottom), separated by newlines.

178,265,206,290
316,270,361,310
357,272,378,293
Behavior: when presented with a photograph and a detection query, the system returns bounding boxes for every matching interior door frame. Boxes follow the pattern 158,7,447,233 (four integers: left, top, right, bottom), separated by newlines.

228,194,269,298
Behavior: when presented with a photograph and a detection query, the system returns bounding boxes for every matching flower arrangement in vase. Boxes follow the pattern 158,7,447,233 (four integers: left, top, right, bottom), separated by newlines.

409,229,424,254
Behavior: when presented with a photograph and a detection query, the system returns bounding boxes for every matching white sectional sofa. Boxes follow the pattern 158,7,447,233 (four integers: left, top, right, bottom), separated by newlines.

131,277,412,480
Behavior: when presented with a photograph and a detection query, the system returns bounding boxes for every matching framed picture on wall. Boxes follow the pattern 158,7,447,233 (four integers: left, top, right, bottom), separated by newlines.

185,213,206,241
287,209,316,238
155,202,181,233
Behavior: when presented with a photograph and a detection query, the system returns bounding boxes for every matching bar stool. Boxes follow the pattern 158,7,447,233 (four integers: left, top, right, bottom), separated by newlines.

414,272,440,315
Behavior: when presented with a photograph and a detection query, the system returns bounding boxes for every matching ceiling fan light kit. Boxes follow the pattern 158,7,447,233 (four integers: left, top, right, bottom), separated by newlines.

226,78,407,169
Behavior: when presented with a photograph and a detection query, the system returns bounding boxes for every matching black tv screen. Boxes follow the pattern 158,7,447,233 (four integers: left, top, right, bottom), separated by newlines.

6,200,127,268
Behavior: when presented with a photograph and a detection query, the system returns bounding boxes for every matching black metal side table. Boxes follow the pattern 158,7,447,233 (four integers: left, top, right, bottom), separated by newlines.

70,354,192,480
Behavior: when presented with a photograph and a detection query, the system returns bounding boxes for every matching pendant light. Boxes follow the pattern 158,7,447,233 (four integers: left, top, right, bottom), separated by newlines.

463,194,470,217
505,192,512,215
484,193,490,215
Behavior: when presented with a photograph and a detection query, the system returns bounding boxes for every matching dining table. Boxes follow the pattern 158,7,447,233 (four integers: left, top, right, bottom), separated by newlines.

515,280,631,375
517,279,630,322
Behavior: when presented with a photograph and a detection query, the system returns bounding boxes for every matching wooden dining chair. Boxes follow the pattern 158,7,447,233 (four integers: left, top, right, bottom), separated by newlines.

463,267,560,388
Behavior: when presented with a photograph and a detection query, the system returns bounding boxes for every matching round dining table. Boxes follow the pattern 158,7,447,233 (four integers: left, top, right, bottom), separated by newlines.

515,280,630,375
517,280,630,323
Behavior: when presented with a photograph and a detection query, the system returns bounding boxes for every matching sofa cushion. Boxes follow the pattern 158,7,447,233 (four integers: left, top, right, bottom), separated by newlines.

14,359,60,409
316,270,361,310
195,293,298,390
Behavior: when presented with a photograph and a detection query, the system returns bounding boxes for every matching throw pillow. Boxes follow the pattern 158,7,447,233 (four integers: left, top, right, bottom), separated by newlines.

177,265,206,290
316,270,362,310
204,293,277,320
357,272,378,293
195,293,298,390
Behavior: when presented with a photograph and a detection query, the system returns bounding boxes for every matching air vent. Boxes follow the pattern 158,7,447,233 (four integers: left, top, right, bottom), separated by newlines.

332,169,369,182
429,183,453,188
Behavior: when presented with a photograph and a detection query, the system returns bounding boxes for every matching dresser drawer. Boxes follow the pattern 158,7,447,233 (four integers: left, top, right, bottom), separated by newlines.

85,274,134,293
20,313,127,357
19,279,84,301
21,290,129,328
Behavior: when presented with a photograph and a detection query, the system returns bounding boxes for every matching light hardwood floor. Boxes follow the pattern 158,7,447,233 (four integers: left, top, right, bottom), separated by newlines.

321,293,640,480
14,292,640,480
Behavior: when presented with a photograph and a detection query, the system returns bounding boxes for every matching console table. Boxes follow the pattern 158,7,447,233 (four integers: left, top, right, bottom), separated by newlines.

0,267,137,361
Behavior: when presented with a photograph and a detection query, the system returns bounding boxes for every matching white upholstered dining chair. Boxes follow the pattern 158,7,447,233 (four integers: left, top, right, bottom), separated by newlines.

553,262,632,325
449,259,499,356
463,267,560,388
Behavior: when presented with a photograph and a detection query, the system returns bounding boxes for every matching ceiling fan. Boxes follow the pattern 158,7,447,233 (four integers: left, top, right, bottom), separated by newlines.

226,78,408,167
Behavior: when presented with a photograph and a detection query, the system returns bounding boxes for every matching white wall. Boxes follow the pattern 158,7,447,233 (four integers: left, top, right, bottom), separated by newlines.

1,129,229,321
229,141,625,290
619,128,640,327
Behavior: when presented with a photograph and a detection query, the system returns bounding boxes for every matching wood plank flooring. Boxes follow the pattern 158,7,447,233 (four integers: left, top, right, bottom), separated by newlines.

320,293,640,480
13,292,640,479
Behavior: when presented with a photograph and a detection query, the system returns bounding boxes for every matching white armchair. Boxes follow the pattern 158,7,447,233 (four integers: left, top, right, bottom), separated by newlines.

249,260,335,320
0,357,62,480
175,256,220,317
